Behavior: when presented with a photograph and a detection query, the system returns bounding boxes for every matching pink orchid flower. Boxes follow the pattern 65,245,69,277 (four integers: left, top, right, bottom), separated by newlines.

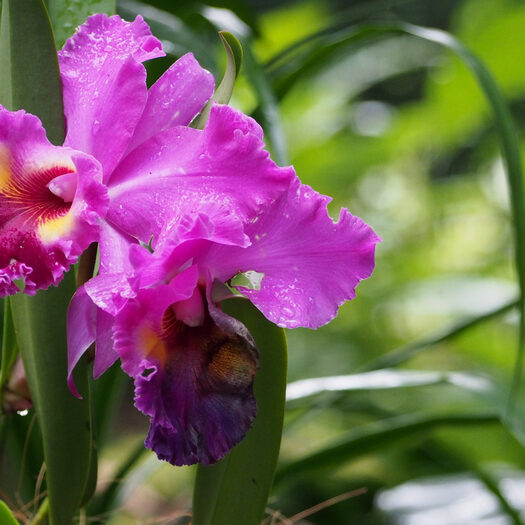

0,13,380,466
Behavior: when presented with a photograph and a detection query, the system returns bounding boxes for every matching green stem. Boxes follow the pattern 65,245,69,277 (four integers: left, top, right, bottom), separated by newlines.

29,497,49,525
76,243,98,288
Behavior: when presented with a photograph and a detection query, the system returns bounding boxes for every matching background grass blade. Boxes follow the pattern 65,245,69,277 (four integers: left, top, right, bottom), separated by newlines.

193,299,287,525
395,22,525,415
243,46,289,166
275,412,499,485
88,439,146,517
0,299,19,408
286,369,493,403
360,298,518,371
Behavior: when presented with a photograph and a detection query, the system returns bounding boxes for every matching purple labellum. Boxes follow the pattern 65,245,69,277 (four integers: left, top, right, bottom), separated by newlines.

115,281,258,465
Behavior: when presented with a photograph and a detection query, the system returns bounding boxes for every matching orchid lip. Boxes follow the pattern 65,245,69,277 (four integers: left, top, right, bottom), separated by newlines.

0,106,108,296
114,280,259,466
1,162,74,226
47,172,78,203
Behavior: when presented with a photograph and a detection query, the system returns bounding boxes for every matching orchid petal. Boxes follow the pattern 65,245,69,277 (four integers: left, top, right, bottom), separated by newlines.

93,308,119,379
204,177,380,328
84,273,135,316
127,53,215,152
107,104,293,243
59,14,163,180
67,286,96,398
98,220,138,275
115,267,199,378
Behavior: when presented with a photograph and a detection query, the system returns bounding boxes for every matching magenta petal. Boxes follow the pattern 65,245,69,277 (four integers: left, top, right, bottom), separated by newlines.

205,177,380,328
127,53,214,152
67,286,96,397
98,221,137,275
114,269,199,378
59,14,163,179
84,273,135,316
156,205,250,250
93,308,118,379
0,106,108,296
107,104,293,243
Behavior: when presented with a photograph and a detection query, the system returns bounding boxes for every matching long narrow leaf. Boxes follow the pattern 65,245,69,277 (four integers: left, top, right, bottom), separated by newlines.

0,2,97,521
275,412,499,484
264,0,416,72
286,369,493,403
422,441,525,525
0,299,19,407
243,46,288,166
361,298,518,371
0,0,64,144
395,23,525,415
11,274,95,525
193,299,287,525
88,439,146,516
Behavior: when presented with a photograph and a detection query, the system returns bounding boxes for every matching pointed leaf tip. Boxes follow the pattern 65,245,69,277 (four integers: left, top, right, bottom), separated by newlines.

191,31,244,129
0,500,20,525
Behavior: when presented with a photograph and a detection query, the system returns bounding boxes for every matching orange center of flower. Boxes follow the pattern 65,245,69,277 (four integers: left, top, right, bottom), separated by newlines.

139,297,257,393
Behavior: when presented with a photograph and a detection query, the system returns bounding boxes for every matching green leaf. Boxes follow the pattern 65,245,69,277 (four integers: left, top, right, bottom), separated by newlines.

45,0,116,48
214,31,243,101
285,369,495,403
360,298,518,371
473,465,524,525
425,442,525,525
0,412,45,506
0,500,18,525
10,273,95,525
243,46,288,166
192,31,244,129
193,298,287,525
0,0,64,145
274,412,499,485
0,2,96,520
394,23,525,417
264,0,418,74
0,299,19,407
